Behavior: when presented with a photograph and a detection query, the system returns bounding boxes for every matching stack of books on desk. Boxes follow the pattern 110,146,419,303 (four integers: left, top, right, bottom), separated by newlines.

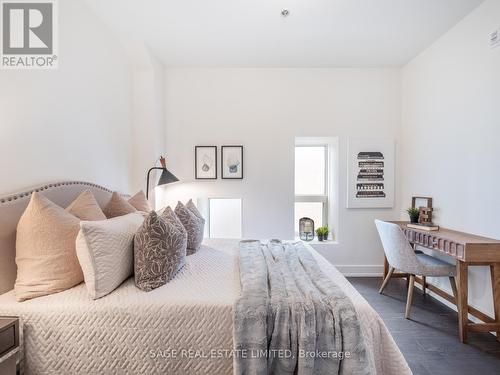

407,223,440,231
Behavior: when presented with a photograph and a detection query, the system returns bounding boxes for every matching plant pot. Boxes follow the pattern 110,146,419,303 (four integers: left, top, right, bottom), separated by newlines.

317,234,324,241
410,216,419,224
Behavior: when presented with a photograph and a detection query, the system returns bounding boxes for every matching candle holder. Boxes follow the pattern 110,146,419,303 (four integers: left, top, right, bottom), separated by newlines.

299,217,315,241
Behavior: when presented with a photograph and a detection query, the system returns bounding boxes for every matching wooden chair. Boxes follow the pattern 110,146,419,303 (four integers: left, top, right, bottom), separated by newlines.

375,220,457,319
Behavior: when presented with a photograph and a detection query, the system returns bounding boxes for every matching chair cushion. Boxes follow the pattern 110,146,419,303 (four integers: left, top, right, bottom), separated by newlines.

415,253,456,277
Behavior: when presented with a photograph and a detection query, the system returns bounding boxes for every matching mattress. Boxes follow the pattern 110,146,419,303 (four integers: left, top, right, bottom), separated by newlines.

0,239,411,375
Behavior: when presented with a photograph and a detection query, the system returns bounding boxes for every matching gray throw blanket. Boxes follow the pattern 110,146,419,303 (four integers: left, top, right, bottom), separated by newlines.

234,240,370,375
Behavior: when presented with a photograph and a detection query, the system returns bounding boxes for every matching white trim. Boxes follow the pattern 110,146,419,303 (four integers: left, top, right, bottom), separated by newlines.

295,137,339,242
295,195,328,203
335,265,384,277
298,238,338,245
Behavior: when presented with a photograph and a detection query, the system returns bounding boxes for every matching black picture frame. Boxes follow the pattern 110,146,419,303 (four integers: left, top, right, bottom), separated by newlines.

195,146,217,179
221,146,244,179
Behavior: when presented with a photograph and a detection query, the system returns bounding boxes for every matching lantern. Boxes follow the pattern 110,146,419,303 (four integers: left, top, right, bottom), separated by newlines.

299,217,315,241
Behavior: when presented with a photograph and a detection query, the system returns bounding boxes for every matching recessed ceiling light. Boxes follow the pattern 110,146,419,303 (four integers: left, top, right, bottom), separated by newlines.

281,9,290,17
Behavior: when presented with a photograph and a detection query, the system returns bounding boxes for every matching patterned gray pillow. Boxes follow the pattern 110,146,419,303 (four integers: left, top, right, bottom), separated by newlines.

175,201,205,255
161,206,186,236
186,199,203,219
134,211,187,292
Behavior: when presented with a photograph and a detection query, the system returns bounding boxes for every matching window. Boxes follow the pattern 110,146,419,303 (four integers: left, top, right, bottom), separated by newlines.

207,198,242,238
195,198,242,238
294,138,338,240
294,145,328,235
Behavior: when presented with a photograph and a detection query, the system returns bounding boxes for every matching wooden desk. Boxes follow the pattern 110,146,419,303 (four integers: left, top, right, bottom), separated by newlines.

384,221,500,343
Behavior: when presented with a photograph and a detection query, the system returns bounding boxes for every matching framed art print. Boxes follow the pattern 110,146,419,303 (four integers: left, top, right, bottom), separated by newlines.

221,146,243,179
195,146,217,179
347,138,394,208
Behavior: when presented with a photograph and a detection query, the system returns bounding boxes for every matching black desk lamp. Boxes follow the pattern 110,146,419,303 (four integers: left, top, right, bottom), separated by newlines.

146,156,179,199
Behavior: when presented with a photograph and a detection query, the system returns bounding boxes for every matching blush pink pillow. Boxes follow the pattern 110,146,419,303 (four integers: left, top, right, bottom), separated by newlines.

15,193,83,301
66,190,106,221
103,191,137,219
128,191,152,212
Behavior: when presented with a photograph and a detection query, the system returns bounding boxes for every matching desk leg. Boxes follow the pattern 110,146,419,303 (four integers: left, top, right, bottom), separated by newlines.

457,261,469,343
490,263,500,342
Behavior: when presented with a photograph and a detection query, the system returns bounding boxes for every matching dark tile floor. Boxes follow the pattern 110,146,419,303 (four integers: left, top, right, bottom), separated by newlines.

348,277,500,375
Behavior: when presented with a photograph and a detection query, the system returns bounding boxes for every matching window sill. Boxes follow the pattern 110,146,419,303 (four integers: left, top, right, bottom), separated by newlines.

295,237,338,246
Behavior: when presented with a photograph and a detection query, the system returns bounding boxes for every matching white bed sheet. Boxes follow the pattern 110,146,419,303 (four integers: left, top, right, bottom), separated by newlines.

0,239,411,375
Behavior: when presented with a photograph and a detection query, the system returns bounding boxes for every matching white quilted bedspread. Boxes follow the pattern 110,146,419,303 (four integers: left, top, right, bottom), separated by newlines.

0,239,411,375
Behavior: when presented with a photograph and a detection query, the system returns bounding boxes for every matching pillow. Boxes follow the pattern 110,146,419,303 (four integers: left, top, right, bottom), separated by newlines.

134,211,187,291
66,190,106,221
103,191,137,219
186,199,203,219
128,191,152,212
175,201,205,255
76,213,144,299
15,193,83,302
161,206,186,236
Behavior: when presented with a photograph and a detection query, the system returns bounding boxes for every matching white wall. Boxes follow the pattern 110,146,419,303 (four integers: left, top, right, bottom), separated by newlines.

401,0,500,316
129,48,166,199
160,68,401,272
0,0,132,195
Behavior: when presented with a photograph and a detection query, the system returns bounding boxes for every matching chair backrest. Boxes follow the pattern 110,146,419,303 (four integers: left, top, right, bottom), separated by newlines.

374,220,420,274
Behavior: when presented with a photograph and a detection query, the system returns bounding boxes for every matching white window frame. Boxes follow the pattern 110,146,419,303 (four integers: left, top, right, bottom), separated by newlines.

294,145,329,226
295,137,339,242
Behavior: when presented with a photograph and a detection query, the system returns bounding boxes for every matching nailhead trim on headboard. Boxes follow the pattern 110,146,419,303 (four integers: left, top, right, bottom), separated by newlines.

0,181,113,204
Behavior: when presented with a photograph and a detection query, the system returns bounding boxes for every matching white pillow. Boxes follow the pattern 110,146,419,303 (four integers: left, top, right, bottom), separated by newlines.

76,213,144,299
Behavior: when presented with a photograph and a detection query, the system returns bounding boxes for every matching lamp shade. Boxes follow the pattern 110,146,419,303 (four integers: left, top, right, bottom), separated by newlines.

158,168,179,186
146,156,179,199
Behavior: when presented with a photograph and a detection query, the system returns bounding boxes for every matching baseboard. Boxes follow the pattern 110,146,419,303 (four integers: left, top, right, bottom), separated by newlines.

336,265,384,277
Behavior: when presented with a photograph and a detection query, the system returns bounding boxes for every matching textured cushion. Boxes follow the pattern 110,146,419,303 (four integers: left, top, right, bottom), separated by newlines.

134,211,187,291
103,191,137,219
76,213,144,299
415,253,456,277
161,206,186,236
186,199,203,219
175,201,205,255
15,193,83,302
128,191,152,212
66,190,106,221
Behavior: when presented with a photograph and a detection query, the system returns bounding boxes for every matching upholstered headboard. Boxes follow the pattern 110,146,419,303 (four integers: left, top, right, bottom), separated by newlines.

0,181,114,295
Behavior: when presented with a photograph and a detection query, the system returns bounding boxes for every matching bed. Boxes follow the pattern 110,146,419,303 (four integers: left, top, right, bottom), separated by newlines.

0,182,411,375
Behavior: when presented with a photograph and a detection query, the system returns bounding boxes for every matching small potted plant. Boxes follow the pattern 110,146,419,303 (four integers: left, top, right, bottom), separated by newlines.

406,207,420,224
316,226,330,241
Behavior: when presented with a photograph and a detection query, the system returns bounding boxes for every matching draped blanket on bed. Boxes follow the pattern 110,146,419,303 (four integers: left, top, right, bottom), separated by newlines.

234,240,370,375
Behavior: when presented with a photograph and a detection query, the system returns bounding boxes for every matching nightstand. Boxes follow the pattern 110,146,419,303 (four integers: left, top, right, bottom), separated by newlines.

0,318,19,375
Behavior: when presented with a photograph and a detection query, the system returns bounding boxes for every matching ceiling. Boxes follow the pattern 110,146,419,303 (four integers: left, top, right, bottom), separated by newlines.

85,0,485,67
